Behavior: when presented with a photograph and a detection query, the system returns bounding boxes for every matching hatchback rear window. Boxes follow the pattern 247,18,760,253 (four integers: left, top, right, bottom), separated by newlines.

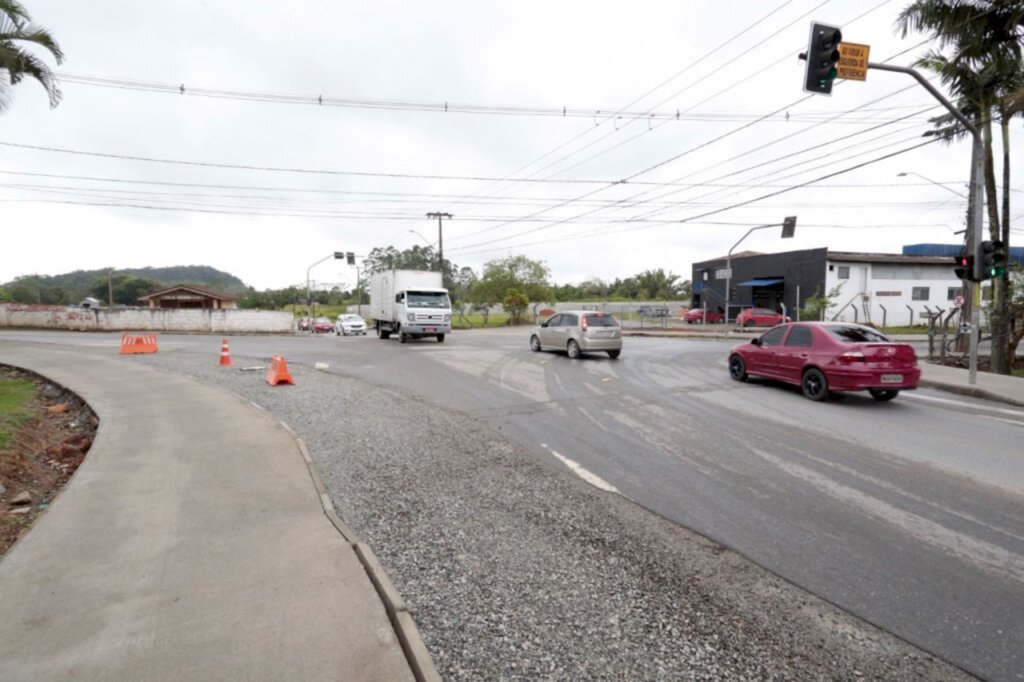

584,314,619,327
824,325,892,343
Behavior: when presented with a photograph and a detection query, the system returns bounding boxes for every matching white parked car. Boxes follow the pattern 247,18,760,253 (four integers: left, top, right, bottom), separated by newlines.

336,314,368,336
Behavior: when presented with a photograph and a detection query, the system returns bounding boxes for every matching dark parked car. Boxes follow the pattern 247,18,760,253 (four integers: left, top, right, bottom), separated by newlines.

735,307,789,327
728,322,920,401
684,309,723,324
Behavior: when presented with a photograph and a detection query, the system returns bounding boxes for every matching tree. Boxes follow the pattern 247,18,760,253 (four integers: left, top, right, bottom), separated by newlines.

896,0,1024,373
503,289,530,325
472,255,552,315
0,0,63,113
90,275,162,306
801,285,844,322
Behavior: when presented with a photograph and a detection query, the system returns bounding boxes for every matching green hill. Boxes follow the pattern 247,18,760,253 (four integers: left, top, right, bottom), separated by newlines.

1,266,248,305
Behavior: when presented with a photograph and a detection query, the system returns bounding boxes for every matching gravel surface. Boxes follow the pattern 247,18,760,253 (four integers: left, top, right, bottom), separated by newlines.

132,349,970,681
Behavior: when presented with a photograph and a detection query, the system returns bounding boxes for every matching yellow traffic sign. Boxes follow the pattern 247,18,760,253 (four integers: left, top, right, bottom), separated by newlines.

838,42,870,81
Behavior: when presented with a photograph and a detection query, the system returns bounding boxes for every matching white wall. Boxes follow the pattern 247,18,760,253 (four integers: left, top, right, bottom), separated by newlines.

0,304,294,333
823,261,965,327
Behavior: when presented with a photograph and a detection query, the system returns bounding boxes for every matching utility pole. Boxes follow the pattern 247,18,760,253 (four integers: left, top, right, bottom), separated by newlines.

426,212,452,274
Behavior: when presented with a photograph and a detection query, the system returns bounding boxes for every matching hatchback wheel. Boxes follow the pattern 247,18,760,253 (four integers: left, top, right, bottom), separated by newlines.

743,319,755,328
869,388,899,402
802,368,828,401
437,334,445,343
607,349,620,359
729,354,748,382
567,339,581,359
530,335,541,352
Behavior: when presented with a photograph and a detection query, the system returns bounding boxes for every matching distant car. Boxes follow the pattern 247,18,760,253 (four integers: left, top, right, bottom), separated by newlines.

728,322,920,402
297,317,313,332
735,307,789,328
684,309,723,324
311,317,334,334
335,314,367,336
529,311,622,359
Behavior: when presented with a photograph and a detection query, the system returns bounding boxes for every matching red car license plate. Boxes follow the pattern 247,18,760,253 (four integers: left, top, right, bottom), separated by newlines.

424,327,436,333
881,374,903,384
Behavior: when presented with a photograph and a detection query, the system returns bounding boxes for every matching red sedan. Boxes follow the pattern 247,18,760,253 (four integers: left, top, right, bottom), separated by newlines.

735,307,789,327
684,309,724,324
728,322,920,401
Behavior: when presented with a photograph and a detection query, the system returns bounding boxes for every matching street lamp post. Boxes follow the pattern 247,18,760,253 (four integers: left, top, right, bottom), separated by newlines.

307,252,344,320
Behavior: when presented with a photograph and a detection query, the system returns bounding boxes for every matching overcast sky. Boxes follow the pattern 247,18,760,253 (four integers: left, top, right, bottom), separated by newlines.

2,0,1019,292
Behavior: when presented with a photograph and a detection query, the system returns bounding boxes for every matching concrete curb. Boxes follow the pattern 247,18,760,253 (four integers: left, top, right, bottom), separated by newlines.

291,435,440,682
917,380,1024,408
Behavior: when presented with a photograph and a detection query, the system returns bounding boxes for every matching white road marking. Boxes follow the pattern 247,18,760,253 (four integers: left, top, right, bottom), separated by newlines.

540,443,619,493
745,443,1024,584
903,392,1024,417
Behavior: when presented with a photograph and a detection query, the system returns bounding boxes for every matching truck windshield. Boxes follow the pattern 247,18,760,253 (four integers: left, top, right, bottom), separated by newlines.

407,291,450,309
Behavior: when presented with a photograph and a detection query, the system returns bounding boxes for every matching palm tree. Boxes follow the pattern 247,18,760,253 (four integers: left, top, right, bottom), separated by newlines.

0,0,64,113
896,0,1024,373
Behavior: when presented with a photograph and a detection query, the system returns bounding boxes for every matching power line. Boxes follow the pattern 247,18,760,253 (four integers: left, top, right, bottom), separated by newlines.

450,139,944,257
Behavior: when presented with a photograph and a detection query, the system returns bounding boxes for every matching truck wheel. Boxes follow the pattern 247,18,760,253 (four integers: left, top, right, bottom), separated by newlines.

437,334,445,343
400,331,407,344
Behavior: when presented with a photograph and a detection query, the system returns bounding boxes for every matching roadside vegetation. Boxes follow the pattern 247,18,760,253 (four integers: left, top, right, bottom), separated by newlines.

0,375,35,451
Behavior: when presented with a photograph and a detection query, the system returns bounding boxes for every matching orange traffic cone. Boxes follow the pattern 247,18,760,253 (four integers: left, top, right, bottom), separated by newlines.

265,354,295,386
219,338,233,367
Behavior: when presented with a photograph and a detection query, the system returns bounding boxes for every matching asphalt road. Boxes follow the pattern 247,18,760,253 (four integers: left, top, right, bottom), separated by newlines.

6,328,1023,680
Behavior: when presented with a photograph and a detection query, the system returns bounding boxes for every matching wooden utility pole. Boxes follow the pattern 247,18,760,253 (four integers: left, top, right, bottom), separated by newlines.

426,212,452,273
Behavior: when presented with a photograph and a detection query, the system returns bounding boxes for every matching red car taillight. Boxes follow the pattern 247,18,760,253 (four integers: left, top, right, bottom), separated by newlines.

581,316,588,332
837,350,865,364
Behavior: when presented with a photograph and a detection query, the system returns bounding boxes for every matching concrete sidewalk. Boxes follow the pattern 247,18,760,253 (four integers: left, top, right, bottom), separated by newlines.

918,361,1024,407
0,343,431,681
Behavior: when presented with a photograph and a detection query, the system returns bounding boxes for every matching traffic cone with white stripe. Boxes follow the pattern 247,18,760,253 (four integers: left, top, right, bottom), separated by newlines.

219,338,233,367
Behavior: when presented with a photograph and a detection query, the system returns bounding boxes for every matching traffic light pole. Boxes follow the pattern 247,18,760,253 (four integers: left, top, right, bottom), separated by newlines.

724,219,795,322
868,62,984,385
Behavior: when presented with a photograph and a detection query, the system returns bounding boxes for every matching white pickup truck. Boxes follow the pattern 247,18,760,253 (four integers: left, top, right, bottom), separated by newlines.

368,269,452,343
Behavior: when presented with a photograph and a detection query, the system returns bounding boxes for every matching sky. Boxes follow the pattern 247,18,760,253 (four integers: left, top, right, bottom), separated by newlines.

2,0,1019,293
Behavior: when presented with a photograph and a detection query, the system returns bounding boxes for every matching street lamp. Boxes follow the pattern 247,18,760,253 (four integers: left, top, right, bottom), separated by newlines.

896,171,967,199
307,252,344,320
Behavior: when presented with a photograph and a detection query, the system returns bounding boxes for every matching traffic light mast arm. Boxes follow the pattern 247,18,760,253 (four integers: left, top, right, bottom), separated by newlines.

867,60,985,385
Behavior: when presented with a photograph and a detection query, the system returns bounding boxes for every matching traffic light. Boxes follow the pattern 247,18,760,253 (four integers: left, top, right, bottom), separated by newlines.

802,22,842,95
953,253,974,281
781,216,797,238
346,252,356,265
978,240,1007,279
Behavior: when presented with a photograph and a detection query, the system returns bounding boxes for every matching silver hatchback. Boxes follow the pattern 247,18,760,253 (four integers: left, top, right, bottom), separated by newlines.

529,311,622,359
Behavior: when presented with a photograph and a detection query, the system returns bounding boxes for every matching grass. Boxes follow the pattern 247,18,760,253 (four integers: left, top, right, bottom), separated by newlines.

0,377,36,451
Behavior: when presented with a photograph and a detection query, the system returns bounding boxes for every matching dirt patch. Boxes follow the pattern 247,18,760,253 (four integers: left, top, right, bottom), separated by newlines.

0,366,97,560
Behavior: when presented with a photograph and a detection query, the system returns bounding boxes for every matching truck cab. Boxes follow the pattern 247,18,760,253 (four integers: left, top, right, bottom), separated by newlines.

392,288,452,343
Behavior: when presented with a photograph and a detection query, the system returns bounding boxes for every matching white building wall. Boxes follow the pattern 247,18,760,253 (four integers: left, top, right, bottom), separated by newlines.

0,304,293,333
823,260,965,327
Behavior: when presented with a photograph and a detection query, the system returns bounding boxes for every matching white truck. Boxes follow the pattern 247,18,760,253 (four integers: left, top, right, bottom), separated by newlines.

369,269,452,343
